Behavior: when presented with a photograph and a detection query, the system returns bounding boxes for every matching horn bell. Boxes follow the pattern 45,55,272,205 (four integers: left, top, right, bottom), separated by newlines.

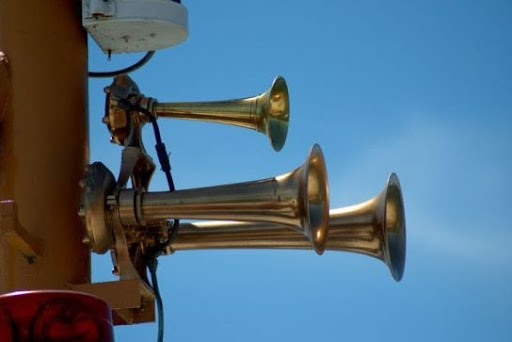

258,76,289,152
384,173,406,281
168,173,406,281
152,76,289,151
328,173,406,281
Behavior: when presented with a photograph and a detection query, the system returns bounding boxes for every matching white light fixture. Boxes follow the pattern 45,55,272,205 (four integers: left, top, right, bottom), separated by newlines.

82,0,188,53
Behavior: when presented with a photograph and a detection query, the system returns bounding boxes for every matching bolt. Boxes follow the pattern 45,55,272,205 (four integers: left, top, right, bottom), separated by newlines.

106,195,117,210
82,236,90,245
104,86,111,94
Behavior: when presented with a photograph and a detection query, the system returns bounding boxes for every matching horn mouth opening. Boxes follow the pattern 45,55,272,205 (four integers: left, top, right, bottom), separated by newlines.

266,76,289,152
383,173,406,281
302,144,330,255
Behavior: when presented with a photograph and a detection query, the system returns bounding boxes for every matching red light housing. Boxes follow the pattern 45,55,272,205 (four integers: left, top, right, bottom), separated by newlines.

0,290,113,342
0,306,14,341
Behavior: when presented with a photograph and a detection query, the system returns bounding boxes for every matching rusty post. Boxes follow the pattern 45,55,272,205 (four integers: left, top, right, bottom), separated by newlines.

0,0,90,290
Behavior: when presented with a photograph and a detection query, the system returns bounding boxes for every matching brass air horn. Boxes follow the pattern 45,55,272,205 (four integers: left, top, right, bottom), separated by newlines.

168,173,406,281
81,144,329,254
104,75,289,151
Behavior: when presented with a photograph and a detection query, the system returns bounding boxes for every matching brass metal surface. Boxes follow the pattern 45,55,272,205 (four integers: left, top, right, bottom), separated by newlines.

169,173,406,281
0,0,89,291
78,144,330,322
103,75,145,146
79,163,117,254
78,162,157,325
153,76,289,151
117,144,329,253
79,138,158,324
103,74,289,151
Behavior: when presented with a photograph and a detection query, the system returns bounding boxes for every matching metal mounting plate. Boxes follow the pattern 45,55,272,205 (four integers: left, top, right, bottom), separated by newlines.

80,162,117,254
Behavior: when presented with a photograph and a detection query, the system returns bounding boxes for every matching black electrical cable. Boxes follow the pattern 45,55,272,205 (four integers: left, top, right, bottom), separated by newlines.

118,99,179,342
146,109,180,249
148,257,165,342
146,112,179,342
88,51,155,78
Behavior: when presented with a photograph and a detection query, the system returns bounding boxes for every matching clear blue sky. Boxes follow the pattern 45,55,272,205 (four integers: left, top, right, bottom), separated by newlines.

88,1,512,341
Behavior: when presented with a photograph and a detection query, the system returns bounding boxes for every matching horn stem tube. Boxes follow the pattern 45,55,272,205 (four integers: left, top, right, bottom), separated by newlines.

152,76,289,151
169,205,380,256
154,99,259,130
137,175,301,224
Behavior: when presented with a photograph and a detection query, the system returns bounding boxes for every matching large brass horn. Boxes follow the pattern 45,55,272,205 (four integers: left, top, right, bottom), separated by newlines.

113,144,328,253
168,173,406,281
152,76,289,152
104,75,289,151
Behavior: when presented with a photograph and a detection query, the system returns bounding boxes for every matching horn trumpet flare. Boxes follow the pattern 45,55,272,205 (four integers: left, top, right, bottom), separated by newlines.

152,76,289,151
169,173,406,281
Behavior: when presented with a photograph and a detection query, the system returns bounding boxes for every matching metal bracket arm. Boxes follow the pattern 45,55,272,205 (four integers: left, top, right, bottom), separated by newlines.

0,200,40,261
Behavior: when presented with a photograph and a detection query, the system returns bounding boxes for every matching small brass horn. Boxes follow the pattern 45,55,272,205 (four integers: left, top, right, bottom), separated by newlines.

104,75,289,151
153,76,289,151
82,144,329,254
168,173,406,281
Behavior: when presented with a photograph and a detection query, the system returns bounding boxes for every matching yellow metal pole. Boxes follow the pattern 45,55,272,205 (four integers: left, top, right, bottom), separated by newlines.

0,0,90,290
